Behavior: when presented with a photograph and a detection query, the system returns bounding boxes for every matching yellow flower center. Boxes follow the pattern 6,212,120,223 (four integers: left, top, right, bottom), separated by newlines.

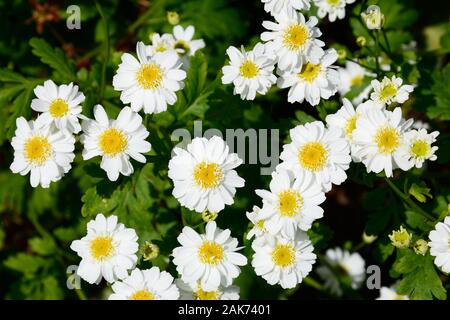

198,241,224,265
327,0,341,6
193,162,223,189
24,136,52,165
130,289,155,300
239,60,259,78
155,44,167,52
98,128,128,157
379,83,398,102
174,40,190,54
375,127,400,154
351,75,363,86
298,142,328,171
298,63,322,83
90,236,114,261
194,287,220,300
283,24,308,51
136,63,163,89
277,190,303,217
410,140,430,158
345,115,358,138
49,98,69,118
272,244,295,268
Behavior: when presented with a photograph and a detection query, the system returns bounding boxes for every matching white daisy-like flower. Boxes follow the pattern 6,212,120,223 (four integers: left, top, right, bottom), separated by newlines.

109,267,179,300
172,25,205,57
255,168,325,237
80,105,151,181
176,279,240,300
261,11,324,71
246,206,268,240
112,42,186,114
370,76,414,107
168,136,245,213
31,80,85,134
376,286,409,300
70,214,139,284
251,231,316,289
277,48,339,106
221,43,277,101
278,121,351,192
261,0,311,16
147,33,176,56
172,221,247,291
316,247,365,297
337,61,367,96
428,216,450,273
399,128,439,168
10,116,75,188
353,107,413,177
314,0,356,22
325,99,378,162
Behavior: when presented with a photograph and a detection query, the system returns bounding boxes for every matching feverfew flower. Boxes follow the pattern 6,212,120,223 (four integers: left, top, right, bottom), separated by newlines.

370,76,414,107
222,43,277,100
399,129,439,168
172,221,247,291
428,216,450,273
261,11,324,70
172,25,205,57
246,206,268,240
361,5,385,30
176,279,240,300
279,121,351,192
353,107,413,177
112,42,186,114
168,136,245,213
277,48,339,106
10,117,75,188
147,33,176,56
251,231,316,289
261,0,311,16
377,286,409,300
314,0,356,23
317,247,365,296
389,226,412,249
255,169,325,237
80,105,151,181
109,267,179,300
31,80,85,134
70,214,139,284
337,61,367,96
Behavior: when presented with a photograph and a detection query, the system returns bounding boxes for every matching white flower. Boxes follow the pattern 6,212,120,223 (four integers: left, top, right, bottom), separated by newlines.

109,267,179,300
261,11,324,70
370,76,414,107
361,5,385,30
80,105,151,181
70,214,139,284
176,279,240,300
246,206,268,240
168,136,245,213
325,99,378,162
251,231,316,289
255,168,325,237
429,216,450,273
172,221,247,291
147,33,176,56
353,107,413,177
317,247,365,296
398,128,439,168
172,25,205,57
222,43,277,100
261,0,311,16
31,80,85,134
314,0,356,22
412,120,430,130
279,121,351,192
10,117,75,188
112,42,186,114
277,48,339,106
337,61,367,96
376,286,409,300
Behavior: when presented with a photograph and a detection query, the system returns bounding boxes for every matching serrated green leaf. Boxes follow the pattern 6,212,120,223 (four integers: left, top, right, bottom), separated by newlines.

409,182,432,203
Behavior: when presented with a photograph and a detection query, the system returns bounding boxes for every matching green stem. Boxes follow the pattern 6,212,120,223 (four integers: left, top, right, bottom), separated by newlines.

303,277,323,291
95,1,110,103
381,29,392,54
384,178,435,221
346,58,378,72
75,288,87,300
374,31,381,76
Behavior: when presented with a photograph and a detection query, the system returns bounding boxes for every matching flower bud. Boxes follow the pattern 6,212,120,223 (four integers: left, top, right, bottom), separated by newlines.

356,36,367,47
362,232,377,244
141,241,160,261
167,11,180,25
389,226,412,249
361,5,385,30
413,239,428,256
202,210,218,222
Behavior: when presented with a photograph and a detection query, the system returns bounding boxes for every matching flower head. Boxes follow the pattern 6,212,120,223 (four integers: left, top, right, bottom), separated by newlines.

389,226,412,249
176,279,240,300
361,5,385,30
428,216,450,273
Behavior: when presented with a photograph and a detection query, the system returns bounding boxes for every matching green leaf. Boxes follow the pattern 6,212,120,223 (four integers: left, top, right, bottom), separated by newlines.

29,237,56,256
81,186,118,218
427,63,450,120
4,253,47,275
307,222,333,251
29,38,76,80
0,69,27,83
409,182,432,203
